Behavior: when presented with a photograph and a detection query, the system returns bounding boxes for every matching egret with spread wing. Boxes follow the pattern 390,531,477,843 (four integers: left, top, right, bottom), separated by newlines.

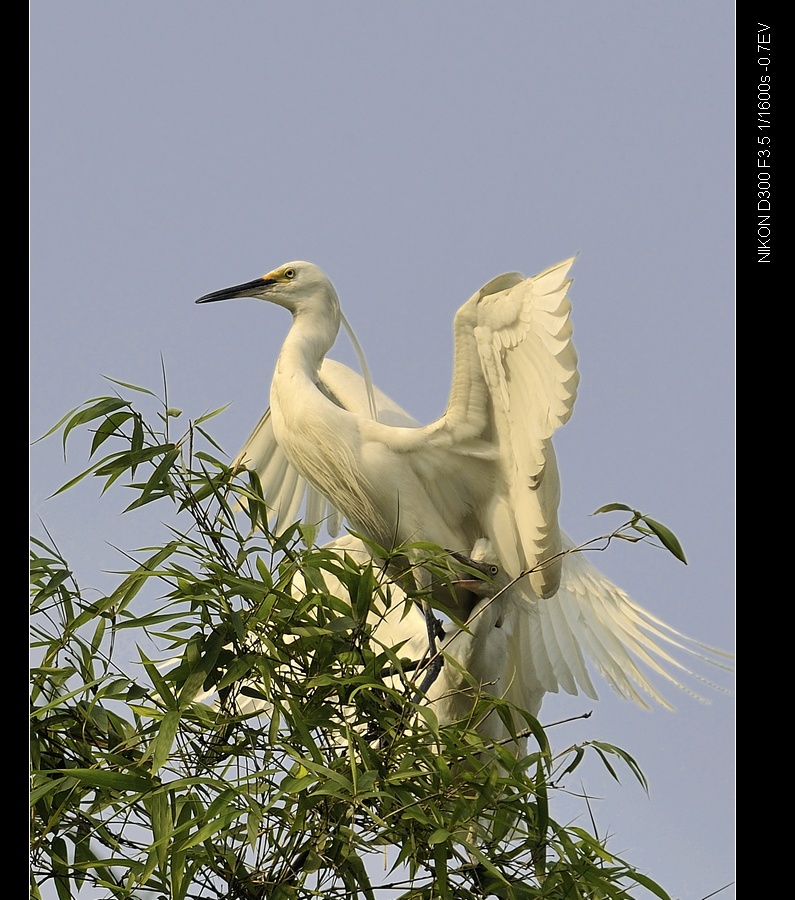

197,259,576,600
196,260,729,718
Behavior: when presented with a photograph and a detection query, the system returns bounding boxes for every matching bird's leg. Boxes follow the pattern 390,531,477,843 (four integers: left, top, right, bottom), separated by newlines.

413,599,445,701
410,566,445,701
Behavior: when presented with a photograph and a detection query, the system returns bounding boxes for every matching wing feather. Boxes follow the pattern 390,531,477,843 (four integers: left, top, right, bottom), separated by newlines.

273,464,305,532
466,259,579,597
515,533,732,708
536,599,578,694
233,358,420,535
348,259,579,598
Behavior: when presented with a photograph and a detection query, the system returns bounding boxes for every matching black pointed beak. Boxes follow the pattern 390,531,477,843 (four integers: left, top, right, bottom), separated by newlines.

195,276,275,304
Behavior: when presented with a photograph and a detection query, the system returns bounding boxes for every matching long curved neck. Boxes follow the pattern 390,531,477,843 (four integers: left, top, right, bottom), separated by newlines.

275,300,341,383
276,313,339,381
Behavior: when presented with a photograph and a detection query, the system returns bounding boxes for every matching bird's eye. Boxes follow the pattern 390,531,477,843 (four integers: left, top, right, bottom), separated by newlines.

489,565,499,576
283,268,296,280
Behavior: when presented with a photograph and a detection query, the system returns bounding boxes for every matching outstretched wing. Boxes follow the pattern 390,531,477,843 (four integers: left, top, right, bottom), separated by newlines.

427,258,579,597
232,407,340,534
502,533,733,710
234,358,419,535
321,534,731,717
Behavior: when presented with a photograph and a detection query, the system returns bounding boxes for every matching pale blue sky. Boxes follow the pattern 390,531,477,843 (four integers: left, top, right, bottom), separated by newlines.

30,4,734,897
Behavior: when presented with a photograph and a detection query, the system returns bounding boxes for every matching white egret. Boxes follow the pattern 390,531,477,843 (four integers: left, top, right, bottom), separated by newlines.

197,259,577,599
196,259,729,720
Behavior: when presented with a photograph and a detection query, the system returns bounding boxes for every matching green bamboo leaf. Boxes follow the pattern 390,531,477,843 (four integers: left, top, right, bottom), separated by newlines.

115,611,187,629
590,741,649,792
246,806,261,852
49,450,126,497
30,567,73,609
300,522,318,549
33,396,123,445
215,653,257,691
338,845,375,900
131,412,144,453
151,710,181,774
515,709,551,762
94,443,175,479
592,745,620,782
593,502,635,515
30,676,108,717
101,375,158,396
108,543,178,612
89,616,106,654
428,828,450,845
90,410,134,455
642,516,687,564
50,836,72,900
30,775,71,805
62,398,130,452
558,745,586,779
143,790,173,870
193,424,228,454
193,450,227,466
178,807,241,850
432,843,450,895
628,870,674,899
32,404,85,443
125,447,179,510
281,774,317,794
140,648,177,709
193,403,232,426
52,768,153,792
178,630,225,705
534,751,550,856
